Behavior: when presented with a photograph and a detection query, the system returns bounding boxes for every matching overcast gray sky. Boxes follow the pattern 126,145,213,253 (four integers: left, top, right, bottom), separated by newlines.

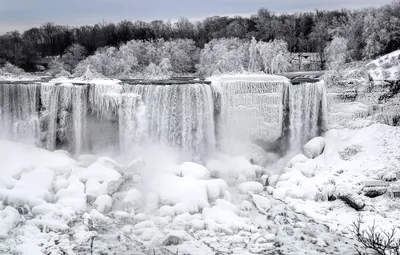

0,0,393,34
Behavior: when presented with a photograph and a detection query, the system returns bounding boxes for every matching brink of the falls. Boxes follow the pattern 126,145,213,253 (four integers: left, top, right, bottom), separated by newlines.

0,76,328,161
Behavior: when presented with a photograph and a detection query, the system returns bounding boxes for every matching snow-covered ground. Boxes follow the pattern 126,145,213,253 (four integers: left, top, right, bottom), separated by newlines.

0,121,399,254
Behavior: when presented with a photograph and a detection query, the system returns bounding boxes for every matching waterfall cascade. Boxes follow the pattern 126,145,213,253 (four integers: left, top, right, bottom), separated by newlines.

0,82,39,143
286,82,328,151
0,76,328,160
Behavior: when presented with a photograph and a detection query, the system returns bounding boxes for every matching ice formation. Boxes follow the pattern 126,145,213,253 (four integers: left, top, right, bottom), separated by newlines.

0,75,328,161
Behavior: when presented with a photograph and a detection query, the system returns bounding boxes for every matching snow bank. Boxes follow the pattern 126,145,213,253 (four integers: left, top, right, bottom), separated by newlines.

0,140,76,178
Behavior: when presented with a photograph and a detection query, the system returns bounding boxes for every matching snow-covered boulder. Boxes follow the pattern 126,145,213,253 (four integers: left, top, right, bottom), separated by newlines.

122,188,143,212
287,154,309,168
74,159,123,195
14,242,44,255
238,182,264,194
180,162,210,180
303,137,325,159
292,161,317,178
94,195,113,214
56,180,86,212
0,206,21,238
160,205,175,217
251,194,272,213
151,174,210,213
85,179,107,203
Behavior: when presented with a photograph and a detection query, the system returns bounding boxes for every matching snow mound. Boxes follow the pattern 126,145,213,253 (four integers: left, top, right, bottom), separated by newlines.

94,195,113,213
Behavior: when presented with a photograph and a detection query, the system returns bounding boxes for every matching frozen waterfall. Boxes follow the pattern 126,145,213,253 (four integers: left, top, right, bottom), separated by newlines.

0,76,328,160
210,75,289,154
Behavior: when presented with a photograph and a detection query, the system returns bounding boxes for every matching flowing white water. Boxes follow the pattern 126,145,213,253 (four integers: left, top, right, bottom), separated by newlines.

40,84,61,150
119,93,148,155
125,84,215,161
72,85,89,155
287,82,328,151
0,83,39,143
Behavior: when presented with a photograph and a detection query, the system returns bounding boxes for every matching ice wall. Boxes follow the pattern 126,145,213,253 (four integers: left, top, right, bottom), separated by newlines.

210,75,289,153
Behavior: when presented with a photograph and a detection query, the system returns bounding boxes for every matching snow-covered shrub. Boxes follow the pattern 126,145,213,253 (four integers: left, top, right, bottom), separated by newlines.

61,43,87,72
322,70,341,87
48,58,70,77
338,144,362,160
1,62,25,75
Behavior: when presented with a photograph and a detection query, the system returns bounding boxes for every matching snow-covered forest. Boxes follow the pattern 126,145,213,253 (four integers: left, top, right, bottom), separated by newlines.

1,1,400,73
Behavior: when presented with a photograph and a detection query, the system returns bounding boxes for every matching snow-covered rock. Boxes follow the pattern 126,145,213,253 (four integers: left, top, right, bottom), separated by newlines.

122,188,143,212
180,162,210,180
159,205,175,217
303,137,325,159
238,182,264,194
94,195,113,214
287,154,309,168
0,206,21,238
73,159,123,195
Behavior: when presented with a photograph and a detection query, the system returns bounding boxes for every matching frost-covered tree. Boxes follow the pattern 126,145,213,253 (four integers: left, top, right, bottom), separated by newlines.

197,38,290,77
61,44,87,72
197,38,249,77
257,40,291,74
73,38,198,78
159,58,173,78
248,37,261,72
324,36,348,69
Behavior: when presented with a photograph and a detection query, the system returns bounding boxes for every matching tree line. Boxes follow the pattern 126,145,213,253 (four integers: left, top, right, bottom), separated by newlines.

1,2,400,71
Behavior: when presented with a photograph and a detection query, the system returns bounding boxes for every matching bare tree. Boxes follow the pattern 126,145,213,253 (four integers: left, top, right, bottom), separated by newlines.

350,216,400,255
